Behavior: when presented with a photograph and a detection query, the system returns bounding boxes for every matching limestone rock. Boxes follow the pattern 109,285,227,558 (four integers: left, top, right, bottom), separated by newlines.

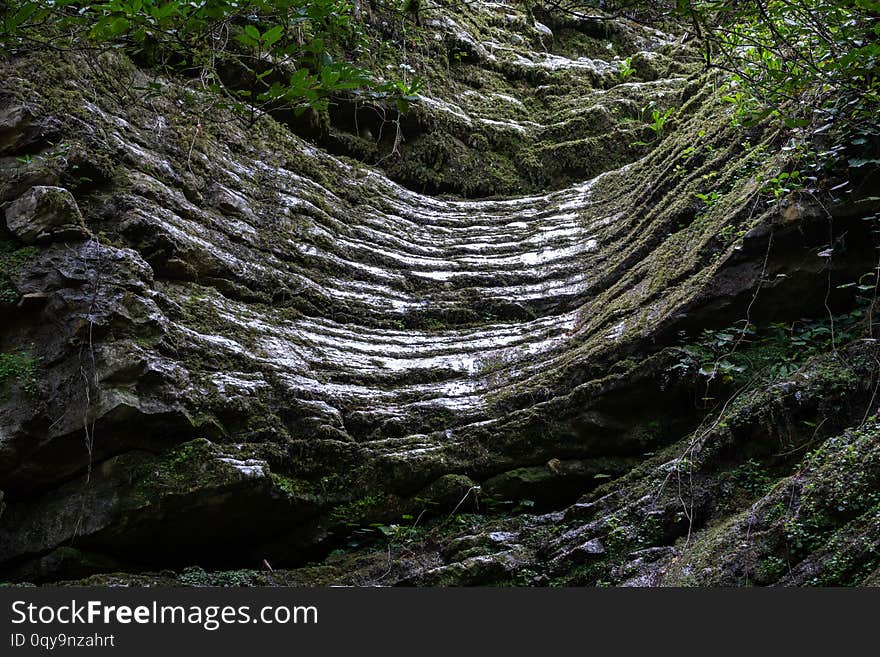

1,1,878,588
4,186,88,244
0,105,60,155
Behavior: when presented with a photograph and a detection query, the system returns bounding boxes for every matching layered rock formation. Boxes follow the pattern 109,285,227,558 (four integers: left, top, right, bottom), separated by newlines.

1,2,878,585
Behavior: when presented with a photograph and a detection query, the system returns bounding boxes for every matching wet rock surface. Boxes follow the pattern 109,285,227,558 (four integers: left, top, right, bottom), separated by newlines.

5,186,88,244
1,2,878,585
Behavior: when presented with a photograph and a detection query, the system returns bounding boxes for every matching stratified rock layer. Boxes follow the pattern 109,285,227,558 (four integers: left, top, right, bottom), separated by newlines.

1,2,878,584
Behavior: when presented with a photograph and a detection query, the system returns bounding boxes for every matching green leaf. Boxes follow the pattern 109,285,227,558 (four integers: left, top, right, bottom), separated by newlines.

784,117,810,128
9,2,38,30
108,16,130,36
236,30,259,48
262,25,284,48
320,66,340,87
156,2,179,20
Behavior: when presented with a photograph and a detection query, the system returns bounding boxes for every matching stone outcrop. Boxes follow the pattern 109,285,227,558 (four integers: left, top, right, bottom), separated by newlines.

0,1,877,585
5,186,88,244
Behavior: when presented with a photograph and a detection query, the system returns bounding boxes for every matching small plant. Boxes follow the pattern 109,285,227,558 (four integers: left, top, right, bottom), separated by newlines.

759,170,802,203
677,310,865,387
642,104,674,140
695,190,722,209
179,566,258,587
729,459,775,497
618,56,635,82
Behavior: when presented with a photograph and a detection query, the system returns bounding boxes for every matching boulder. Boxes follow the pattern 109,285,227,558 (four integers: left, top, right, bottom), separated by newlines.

4,186,88,244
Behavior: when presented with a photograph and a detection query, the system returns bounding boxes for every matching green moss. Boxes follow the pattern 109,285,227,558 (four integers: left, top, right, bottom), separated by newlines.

802,505,880,586
714,458,776,514
125,438,228,504
178,566,261,587
754,555,787,583
0,241,40,304
269,473,322,502
329,493,386,525
783,421,880,559
0,351,39,397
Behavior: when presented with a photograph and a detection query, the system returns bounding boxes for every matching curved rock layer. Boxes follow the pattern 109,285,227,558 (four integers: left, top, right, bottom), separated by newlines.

1,2,877,583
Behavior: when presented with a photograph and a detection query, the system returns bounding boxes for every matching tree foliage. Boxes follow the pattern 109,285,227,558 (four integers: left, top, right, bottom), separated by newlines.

679,0,880,196
541,0,879,180
0,1,421,121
